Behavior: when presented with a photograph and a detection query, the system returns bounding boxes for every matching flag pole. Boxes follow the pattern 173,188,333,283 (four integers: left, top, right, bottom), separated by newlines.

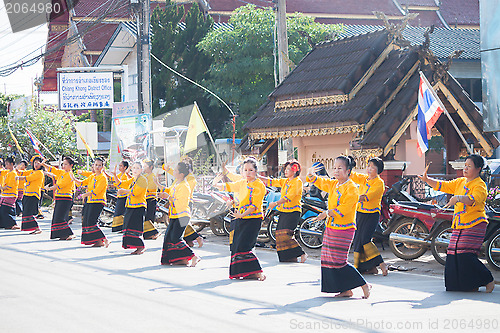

419,72,473,155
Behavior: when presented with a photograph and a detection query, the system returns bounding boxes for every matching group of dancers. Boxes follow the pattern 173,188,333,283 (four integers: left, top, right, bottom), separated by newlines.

0,152,495,297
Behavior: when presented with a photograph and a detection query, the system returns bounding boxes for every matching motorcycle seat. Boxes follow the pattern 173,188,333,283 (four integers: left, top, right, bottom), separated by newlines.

397,201,435,211
303,197,327,210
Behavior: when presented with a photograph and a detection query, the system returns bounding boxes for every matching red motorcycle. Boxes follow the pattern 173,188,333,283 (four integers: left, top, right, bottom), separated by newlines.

386,201,454,260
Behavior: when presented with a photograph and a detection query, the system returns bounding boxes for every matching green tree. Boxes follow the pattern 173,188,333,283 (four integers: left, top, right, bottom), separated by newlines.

0,104,77,160
0,93,23,117
151,2,224,133
197,5,342,136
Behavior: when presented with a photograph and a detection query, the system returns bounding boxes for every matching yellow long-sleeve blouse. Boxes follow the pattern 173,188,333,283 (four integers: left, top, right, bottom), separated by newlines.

306,174,359,230
163,164,197,199
145,172,157,200
1,170,18,197
47,166,75,198
162,179,191,218
23,170,45,199
350,172,385,214
434,177,488,229
223,178,266,219
81,173,108,204
114,172,132,198
265,177,302,213
125,175,148,209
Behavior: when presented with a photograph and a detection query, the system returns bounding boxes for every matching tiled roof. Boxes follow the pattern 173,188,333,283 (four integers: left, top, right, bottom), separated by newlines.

440,0,479,27
73,0,132,18
244,27,497,153
339,25,479,60
271,30,390,98
245,42,420,130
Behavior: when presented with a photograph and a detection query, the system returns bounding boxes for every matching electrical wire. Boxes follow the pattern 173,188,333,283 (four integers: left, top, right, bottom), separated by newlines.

0,0,128,76
151,52,235,117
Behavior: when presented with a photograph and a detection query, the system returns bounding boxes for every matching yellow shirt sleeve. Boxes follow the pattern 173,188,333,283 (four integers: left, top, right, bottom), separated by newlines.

224,179,242,193
350,172,368,185
434,178,463,194
268,178,285,188
306,174,335,193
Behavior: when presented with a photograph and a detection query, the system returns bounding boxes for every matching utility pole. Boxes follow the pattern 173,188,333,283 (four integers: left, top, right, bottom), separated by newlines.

276,0,294,161
276,0,289,83
136,0,152,116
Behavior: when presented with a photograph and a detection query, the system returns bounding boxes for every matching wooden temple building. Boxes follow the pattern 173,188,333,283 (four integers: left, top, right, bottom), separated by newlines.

242,26,498,180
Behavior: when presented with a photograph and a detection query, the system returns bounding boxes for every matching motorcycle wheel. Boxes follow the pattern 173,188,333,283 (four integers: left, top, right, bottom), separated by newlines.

486,229,500,271
223,216,232,235
430,225,452,266
388,218,429,260
191,205,207,232
298,217,325,249
210,215,228,236
267,212,280,242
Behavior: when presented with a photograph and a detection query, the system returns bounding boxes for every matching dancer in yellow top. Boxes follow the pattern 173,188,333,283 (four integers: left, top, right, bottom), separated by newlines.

159,161,200,266
118,161,148,255
16,156,44,234
142,159,160,240
74,157,110,247
42,157,77,240
0,157,20,230
307,156,370,299
350,157,388,276
419,154,494,293
215,157,266,281
15,160,28,216
110,160,131,232
163,157,203,247
259,160,307,263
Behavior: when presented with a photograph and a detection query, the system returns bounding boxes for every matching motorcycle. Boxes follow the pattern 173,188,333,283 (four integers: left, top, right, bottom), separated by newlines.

430,208,500,270
386,201,453,260
288,176,419,249
191,191,230,234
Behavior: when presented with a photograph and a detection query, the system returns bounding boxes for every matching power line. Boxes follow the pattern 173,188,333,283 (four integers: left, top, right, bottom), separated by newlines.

0,0,128,76
151,52,235,117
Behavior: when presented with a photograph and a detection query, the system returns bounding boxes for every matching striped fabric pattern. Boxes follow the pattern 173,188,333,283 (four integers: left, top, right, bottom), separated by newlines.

447,222,487,256
321,228,355,269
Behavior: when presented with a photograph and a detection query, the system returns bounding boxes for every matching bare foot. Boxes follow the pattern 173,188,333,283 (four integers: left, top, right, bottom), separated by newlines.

195,236,204,248
150,232,160,240
30,229,42,235
379,262,388,276
9,225,20,230
103,239,110,248
299,253,308,263
189,256,201,267
361,284,372,299
64,235,75,241
486,281,495,293
186,241,195,247
257,273,266,281
67,219,73,225
334,290,353,298
91,242,103,247
131,247,145,255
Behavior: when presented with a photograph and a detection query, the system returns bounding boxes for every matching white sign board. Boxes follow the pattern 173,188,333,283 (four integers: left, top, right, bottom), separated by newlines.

58,72,114,110
75,122,98,151
112,100,139,118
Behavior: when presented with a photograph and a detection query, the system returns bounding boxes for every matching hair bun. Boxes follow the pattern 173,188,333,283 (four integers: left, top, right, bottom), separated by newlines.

347,155,356,169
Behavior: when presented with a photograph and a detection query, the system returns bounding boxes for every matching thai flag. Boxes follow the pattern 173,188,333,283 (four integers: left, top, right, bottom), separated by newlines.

26,129,45,160
416,72,444,156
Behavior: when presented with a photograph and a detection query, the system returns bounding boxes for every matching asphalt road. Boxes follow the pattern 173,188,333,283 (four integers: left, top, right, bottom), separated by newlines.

1,212,499,333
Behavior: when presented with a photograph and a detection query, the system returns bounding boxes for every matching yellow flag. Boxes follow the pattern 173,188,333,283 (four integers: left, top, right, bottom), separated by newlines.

75,126,95,159
184,103,209,153
7,123,24,154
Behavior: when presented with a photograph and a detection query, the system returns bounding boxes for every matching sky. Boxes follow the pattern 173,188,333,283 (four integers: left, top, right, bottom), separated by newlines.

0,4,56,103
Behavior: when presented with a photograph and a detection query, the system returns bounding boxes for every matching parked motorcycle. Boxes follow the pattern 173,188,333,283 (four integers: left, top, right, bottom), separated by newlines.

387,201,454,260
430,208,500,270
